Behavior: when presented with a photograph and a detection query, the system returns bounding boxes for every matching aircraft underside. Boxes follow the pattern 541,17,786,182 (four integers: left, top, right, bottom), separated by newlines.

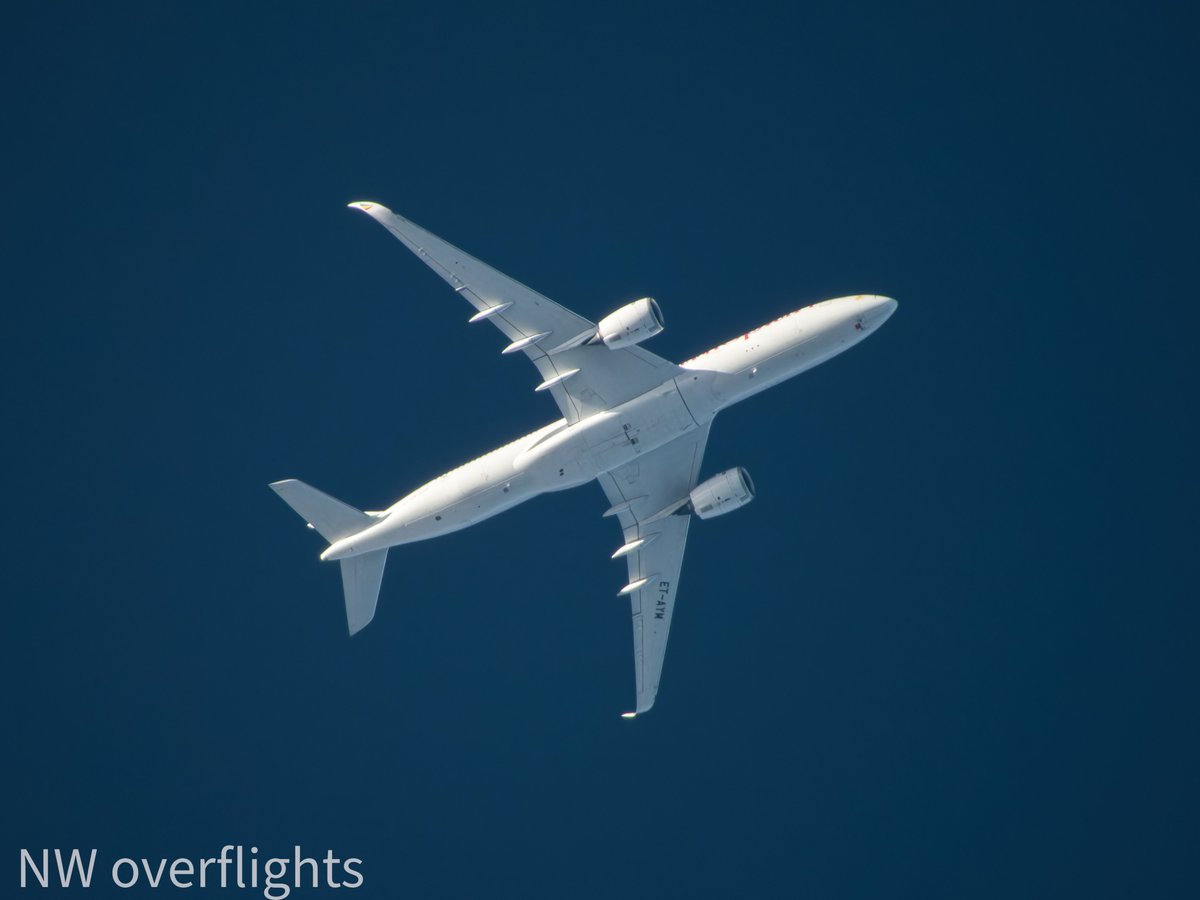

271,201,897,715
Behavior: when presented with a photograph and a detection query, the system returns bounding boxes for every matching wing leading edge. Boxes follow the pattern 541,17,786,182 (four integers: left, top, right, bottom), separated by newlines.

599,423,712,715
348,201,680,423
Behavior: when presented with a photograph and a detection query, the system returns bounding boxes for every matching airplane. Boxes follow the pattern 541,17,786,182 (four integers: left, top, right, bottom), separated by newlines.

271,201,898,716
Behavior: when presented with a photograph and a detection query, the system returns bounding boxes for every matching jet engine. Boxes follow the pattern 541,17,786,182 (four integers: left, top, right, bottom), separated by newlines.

689,468,756,519
592,297,664,349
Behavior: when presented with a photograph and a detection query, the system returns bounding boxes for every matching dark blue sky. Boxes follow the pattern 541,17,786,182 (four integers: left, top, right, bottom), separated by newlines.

5,2,1197,897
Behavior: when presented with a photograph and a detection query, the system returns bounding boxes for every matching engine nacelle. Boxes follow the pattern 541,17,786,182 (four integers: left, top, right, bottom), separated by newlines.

594,297,664,349
689,467,756,519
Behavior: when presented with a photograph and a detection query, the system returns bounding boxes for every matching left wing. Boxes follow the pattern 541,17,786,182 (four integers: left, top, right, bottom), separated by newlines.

348,202,680,424
598,422,712,716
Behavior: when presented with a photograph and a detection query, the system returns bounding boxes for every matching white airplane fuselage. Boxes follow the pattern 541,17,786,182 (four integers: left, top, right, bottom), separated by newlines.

322,294,896,561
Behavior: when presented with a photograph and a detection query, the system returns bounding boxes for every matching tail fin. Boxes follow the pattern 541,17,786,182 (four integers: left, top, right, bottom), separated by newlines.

269,479,387,635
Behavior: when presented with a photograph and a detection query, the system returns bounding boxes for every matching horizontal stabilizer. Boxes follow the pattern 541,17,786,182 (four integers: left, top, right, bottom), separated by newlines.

340,548,388,635
269,479,372,543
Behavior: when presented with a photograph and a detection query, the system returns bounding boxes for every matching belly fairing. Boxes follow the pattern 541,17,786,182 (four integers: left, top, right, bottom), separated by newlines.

513,379,700,481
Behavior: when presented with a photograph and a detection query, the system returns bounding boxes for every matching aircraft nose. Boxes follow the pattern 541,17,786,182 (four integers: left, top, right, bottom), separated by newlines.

862,295,898,330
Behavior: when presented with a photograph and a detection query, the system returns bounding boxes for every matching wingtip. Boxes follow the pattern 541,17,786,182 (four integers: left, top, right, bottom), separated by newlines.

620,712,638,719
347,200,391,217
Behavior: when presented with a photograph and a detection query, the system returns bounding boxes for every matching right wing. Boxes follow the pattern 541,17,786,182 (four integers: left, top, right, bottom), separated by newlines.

598,422,712,715
349,202,680,423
